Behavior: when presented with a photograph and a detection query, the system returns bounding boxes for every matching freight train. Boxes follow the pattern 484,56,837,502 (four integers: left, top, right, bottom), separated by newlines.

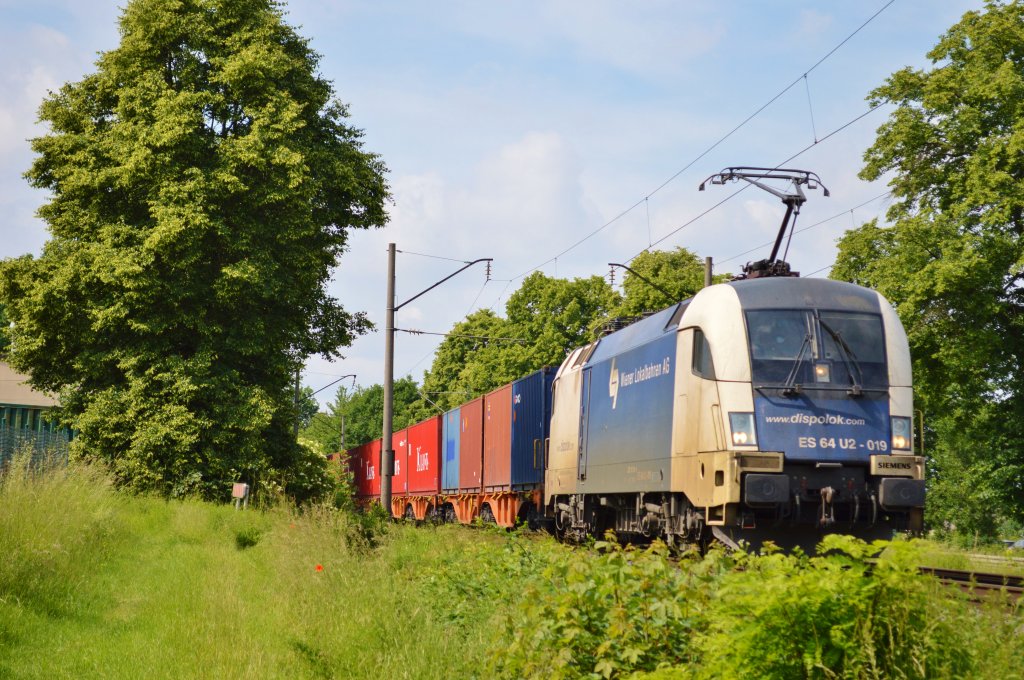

338,168,926,550
338,274,925,551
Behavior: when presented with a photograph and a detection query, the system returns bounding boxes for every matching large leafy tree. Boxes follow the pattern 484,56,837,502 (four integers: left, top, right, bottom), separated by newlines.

415,273,620,412
0,305,9,357
0,0,388,498
831,0,1024,536
416,309,514,413
307,376,423,450
613,247,729,317
503,272,621,372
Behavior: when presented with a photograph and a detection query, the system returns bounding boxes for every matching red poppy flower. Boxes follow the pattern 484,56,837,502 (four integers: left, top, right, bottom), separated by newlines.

315,564,324,572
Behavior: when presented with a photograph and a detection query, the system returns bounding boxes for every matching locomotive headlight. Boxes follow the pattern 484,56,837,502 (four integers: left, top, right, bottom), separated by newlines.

814,362,831,383
891,416,912,450
729,412,758,447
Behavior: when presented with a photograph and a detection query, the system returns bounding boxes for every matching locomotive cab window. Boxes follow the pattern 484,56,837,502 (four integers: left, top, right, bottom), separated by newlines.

746,310,887,388
691,328,716,379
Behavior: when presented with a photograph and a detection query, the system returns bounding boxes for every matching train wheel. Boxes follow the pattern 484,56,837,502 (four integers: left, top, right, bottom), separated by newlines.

403,504,415,522
480,504,496,525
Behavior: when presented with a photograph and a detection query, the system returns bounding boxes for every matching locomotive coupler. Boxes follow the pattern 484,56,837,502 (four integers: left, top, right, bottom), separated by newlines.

819,486,836,527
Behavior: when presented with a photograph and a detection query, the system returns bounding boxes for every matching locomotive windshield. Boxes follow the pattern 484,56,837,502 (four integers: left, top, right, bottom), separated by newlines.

746,310,887,389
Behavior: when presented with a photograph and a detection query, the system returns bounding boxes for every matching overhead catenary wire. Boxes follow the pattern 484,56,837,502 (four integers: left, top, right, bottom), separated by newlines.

510,0,898,282
805,263,834,278
395,328,526,344
486,279,514,314
624,103,884,265
463,278,490,317
396,249,470,264
716,191,892,265
803,74,819,144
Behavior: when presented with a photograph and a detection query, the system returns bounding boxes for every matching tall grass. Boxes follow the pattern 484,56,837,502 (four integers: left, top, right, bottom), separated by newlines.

3,460,1022,679
0,455,123,619
0,459,512,679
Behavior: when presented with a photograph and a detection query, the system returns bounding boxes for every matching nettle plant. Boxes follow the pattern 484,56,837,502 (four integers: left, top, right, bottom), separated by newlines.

493,534,1022,680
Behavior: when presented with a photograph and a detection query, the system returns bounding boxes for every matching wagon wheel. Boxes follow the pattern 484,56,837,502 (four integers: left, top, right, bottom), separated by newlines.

403,504,416,522
480,504,496,525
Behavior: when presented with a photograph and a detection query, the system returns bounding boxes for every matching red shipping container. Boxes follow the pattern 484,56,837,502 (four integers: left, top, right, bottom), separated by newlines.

390,427,410,496
404,416,442,494
350,440,381,498
459,397,484,492
483,385,513,491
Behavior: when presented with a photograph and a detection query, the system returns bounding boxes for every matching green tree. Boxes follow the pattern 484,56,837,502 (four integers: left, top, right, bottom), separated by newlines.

0,305,9,357
417,273,620,411
417,309,516,412
502,272,621,374
295,385,319,430
613,247,729,318
330,378,422,449
0,0,388,499
831,0,1024,535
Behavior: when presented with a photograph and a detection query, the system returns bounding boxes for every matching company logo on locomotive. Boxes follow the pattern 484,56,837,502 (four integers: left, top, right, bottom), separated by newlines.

607,355,672,410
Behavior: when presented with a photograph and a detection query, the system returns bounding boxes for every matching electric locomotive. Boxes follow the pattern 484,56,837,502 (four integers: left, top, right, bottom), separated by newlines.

544,169,924,549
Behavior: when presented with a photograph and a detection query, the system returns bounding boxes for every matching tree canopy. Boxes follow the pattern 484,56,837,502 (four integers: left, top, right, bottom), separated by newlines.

612,247,729,318
0,0,388,499
301,379,422,451
413,273,620,413
831,0,1024,536
415,256,721,415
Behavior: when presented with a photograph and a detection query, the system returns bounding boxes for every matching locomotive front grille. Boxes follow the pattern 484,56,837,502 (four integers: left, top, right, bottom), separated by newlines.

738,454,782,471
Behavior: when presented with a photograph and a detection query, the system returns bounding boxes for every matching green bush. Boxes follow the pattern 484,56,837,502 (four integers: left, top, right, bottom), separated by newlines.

492,534,1024,679
494,535,721,679
234,526,262,550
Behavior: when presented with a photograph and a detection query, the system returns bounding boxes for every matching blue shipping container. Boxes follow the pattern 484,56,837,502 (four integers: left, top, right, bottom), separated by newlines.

442,407,461,492
510,367,556,489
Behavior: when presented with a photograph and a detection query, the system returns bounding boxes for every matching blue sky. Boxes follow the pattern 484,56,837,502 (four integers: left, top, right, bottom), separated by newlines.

0,0,982,406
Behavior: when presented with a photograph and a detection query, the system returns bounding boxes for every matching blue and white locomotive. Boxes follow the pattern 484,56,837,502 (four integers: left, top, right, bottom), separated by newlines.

544,169,924,549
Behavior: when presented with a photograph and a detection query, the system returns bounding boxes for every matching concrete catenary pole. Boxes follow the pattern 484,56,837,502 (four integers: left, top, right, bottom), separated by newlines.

381,245,491,517
381,243,397,514
704,256,713,288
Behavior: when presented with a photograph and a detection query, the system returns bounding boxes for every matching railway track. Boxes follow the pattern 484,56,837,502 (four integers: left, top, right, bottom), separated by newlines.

920,566,1024,602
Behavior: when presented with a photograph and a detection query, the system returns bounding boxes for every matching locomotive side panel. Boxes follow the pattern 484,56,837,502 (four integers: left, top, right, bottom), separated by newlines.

578,332,676,495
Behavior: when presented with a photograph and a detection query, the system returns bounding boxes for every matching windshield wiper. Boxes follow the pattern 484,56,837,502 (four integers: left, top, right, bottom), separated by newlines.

780,333,812,397
818,319,864,397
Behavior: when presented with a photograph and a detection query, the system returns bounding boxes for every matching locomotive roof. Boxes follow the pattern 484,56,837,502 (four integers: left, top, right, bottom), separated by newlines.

585,278,883,365
727,277,881,314
587,303,681,365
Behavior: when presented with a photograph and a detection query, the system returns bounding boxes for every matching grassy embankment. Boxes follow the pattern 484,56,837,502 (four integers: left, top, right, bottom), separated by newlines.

0,459,515,678
3,459,1023,679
